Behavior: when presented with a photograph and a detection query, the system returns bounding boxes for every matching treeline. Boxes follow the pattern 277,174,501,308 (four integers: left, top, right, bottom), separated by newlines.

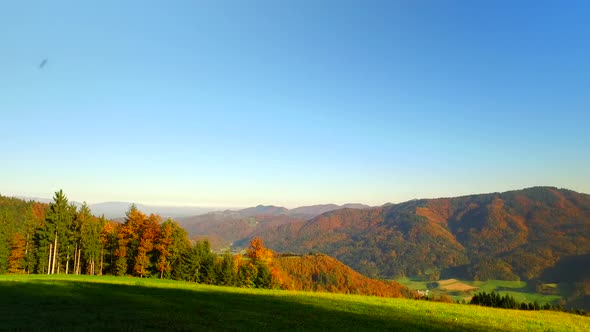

0,191,279,289
470,291,588,316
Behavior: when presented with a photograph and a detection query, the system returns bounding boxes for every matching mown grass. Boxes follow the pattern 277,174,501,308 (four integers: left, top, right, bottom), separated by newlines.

0,275,588,331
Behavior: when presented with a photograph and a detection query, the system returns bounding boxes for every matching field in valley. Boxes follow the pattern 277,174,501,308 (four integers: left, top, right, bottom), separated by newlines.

395,277,564,305
0,275,588,331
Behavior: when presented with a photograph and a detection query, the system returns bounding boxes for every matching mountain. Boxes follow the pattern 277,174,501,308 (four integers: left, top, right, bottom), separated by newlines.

176,203,372,250
287,203,370,219
177,213,304,250
256,187,590,285
237,205,289,217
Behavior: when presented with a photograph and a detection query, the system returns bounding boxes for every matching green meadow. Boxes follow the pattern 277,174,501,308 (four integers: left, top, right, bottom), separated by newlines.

395,277,563,305
0,275,588,331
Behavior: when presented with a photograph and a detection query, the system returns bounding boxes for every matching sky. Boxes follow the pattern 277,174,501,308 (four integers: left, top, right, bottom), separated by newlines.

1,1,589,208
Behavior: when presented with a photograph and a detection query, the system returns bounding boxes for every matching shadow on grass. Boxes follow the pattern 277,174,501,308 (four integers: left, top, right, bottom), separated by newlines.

0,279,506,331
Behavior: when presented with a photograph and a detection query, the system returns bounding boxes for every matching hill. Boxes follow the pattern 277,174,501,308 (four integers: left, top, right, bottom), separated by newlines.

274,254,413,298
258,187,590,284
1,275,588,331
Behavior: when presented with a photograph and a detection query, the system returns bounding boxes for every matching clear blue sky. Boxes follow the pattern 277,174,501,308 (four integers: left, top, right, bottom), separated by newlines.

1,1,589,208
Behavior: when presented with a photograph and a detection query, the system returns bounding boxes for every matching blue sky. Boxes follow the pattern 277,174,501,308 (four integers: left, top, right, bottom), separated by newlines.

1,1,589,208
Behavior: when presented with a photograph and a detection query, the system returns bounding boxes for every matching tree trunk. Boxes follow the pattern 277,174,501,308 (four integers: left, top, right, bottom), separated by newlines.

47,243,53,275
51,233,58,274
99,248,104,276
25,233,29,274
78,247,82,275
73,243,78,275
65,253,70,274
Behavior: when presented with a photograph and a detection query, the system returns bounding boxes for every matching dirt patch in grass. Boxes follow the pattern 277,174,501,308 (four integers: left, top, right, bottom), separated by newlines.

438,279,458,286
440,282,479,292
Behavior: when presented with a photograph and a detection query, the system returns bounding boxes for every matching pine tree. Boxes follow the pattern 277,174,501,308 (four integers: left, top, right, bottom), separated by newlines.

44,190,73,274
80,206,102,275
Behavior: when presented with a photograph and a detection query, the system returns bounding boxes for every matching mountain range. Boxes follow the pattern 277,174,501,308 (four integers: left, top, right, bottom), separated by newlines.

177,187,590,287
259,187,590,281
176,203,371,248
13,196,371,221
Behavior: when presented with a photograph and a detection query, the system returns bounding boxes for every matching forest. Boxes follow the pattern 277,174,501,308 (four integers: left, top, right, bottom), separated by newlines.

0,190,279,289
0,190,412,298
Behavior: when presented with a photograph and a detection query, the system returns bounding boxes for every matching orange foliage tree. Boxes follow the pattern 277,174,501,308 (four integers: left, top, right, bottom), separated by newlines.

134,214,160,278
245,237,282,288
245,237,273,264
8,233,26,274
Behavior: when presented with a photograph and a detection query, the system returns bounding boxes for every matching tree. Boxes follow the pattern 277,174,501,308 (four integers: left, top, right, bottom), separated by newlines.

245,237,278,288
133,214,160,277
80,209,102,275
114,204,144,276
8,233,26,273
99,219,117,275
245,237,273,265
155,219,175,278
44,190,74,274
72,202,92,274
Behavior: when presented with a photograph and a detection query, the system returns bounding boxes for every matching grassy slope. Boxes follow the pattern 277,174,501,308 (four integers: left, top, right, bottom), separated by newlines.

1,275,588,331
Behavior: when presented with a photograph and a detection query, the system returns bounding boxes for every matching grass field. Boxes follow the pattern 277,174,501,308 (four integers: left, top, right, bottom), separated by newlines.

396,277,563,305
0,275,588,331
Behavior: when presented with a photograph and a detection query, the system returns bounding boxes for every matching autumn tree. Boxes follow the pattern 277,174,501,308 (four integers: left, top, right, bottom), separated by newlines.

114,204,144,276
8,233,26,273
246,237,273,265
134,214,160,277
98,218,117,275
245,237,280,288
155,219,174,278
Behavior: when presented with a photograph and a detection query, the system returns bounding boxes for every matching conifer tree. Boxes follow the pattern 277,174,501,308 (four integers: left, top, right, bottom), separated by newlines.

44,190,73,274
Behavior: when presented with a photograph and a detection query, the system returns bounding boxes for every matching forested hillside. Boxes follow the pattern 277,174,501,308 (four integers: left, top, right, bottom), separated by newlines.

274,254,414,298
258,187,590,284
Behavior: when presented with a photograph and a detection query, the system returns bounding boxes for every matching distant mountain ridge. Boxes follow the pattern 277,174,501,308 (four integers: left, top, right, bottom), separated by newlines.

13,195,372,221
176,203,372,249
12,197,222,219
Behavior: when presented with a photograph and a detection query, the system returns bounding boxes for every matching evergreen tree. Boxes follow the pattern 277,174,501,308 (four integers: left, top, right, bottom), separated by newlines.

44,190,73,274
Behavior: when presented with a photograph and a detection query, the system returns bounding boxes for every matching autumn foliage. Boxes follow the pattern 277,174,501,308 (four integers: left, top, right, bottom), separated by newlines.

273,254,414,298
